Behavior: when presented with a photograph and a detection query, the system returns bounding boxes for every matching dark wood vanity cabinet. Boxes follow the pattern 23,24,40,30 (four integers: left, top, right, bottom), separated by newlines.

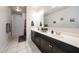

31,31,53,53
31,30,79,53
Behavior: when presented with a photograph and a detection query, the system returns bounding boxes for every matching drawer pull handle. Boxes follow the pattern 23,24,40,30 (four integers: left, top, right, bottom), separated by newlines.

49,45,52,48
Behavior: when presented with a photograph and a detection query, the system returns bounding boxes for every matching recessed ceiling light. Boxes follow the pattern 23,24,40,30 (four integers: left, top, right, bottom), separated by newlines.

51,6,56,8
16,7,21,12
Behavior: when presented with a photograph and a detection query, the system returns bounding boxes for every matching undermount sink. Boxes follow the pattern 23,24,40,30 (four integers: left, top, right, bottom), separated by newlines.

53,32,64,38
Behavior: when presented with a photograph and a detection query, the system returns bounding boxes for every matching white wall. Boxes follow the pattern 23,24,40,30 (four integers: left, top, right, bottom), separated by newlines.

12,13,25,37
44,7,79,28
0,6,11,52
26,7,31,42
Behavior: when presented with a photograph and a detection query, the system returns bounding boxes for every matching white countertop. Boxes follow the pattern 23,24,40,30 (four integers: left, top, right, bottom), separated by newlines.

31,27,79,48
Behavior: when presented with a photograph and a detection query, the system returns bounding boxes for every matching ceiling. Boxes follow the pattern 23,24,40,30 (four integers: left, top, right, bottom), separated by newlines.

10,6,56,15
28,6,57,13
29,6,51,11
10,6,26,15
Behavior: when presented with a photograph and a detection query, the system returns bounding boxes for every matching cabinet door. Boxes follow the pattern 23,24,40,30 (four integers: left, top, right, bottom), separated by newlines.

53,39,67,53
34,37,40,47
31,31,38,43
40,38,53,53
31,31,35,42
53,46,65,53
54,39,79,53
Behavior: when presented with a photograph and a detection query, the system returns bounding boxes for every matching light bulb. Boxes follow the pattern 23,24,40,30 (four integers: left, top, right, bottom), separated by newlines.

16,7,21,12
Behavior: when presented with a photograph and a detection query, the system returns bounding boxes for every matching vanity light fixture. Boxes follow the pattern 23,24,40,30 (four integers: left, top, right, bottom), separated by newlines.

51,6,57,8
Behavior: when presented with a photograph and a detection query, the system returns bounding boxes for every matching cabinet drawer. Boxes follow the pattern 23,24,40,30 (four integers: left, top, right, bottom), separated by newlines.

54,39,79,53
40,38,53,53
53,46,65,53
35,37,41,47
38,33,55,43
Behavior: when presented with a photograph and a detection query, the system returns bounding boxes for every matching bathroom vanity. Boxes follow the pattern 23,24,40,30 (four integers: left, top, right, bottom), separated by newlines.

31,6,79,53
31,27,79,53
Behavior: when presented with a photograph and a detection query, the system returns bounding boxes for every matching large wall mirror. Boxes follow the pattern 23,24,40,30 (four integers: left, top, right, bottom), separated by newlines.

44,6,79,36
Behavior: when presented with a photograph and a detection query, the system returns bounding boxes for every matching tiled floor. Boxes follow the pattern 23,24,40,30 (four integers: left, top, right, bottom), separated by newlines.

3,37,41,53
